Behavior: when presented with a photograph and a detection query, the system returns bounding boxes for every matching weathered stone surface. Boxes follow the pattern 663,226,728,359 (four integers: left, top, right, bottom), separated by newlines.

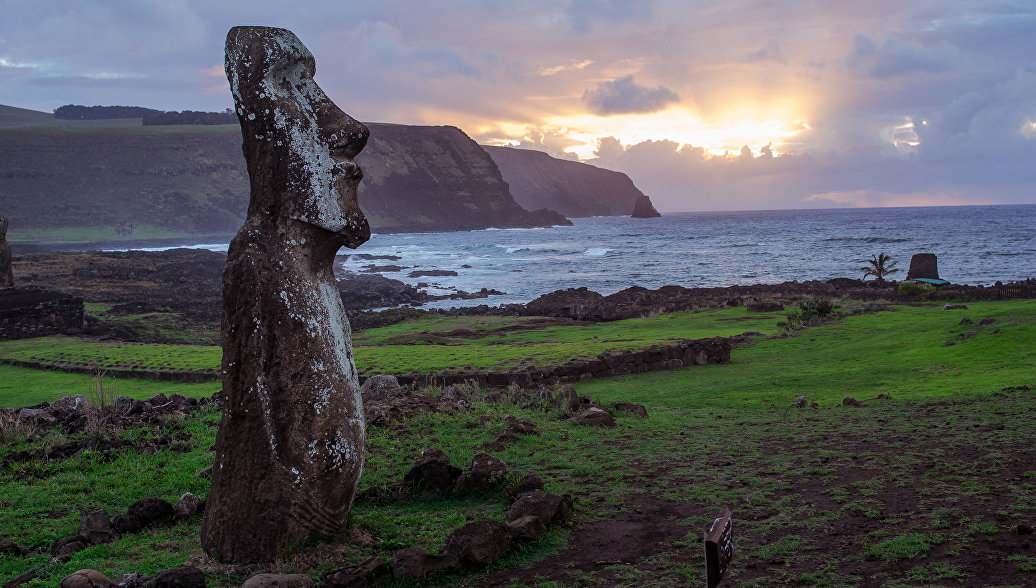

201,26,371,563
389,547,459,580
0,287,86,340
454,452,510,494
322,556,390,588
79,509,114,544
240,574,315,588
0,537,25,555
842,397,863,407
173,492,204,519
631,194,662,218
50,534,90,558
112,572,148,588
504,490,573,528
149,566,206,588
612,402,648,417
568,407,616,427
504,415,537,434
944,303,968,310
122,498,174,531
0,216,13,289
906,253,939,280
59,569,112,588
506,474,545,500
360,374,404,402
403,448,462,494
508,515,547,541
440,520,514,566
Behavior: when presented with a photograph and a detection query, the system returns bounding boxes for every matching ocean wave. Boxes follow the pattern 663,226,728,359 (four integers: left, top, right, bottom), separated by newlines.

584,248,611,256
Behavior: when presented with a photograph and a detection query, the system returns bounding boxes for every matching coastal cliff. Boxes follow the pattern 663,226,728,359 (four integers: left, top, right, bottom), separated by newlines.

0,108,568,243
483,145,654,217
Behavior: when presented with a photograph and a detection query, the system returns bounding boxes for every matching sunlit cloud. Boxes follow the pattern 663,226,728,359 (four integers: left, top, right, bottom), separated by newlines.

537,59,593,76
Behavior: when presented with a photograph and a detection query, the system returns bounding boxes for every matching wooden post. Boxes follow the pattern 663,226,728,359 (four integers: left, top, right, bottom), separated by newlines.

704,508,733,588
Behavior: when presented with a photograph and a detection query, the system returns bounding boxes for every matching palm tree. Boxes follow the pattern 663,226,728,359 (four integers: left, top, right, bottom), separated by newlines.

861,252,900,282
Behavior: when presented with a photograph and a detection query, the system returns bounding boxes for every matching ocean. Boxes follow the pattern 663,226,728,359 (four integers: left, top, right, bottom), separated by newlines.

138,205,1036,309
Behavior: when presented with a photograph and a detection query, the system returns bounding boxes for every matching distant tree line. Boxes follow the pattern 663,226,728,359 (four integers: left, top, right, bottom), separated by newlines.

53,104,158,120
142,109,237,126
52,104,237,125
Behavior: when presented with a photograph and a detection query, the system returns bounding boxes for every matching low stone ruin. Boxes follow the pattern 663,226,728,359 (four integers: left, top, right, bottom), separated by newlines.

0,288,86,340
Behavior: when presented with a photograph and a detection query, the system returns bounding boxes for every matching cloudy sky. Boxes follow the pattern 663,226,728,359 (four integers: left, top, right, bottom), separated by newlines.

2,0,1034,212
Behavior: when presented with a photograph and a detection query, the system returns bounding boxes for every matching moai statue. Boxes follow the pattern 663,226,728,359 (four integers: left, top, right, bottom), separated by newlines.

906,253,939,280
0,216,13,289
200,26,371,563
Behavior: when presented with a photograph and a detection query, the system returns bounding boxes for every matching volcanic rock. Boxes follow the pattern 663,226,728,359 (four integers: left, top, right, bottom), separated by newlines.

440,520,514,566
612,402,648,417
149,567,206,588
404,448,462,494
173,492,204,519
322,556,390,588
631,194,662,218
906,253,939,280
240,574,314,588
504,490,573,528
568,407,616,427
506,474,545,500
59,569,112,588
508,515,548,541
79,509,114,544
454,453,510,494
200,26,370,563
389,547,459,580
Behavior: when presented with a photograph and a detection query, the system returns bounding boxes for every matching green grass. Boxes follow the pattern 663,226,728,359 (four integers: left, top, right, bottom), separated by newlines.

0,364,220,407
0,336,221,374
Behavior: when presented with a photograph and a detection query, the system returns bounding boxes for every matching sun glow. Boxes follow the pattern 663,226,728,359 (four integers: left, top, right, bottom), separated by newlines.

515,105,806,160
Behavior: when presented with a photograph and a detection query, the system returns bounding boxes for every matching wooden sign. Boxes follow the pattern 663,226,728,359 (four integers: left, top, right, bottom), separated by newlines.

704,508,733,588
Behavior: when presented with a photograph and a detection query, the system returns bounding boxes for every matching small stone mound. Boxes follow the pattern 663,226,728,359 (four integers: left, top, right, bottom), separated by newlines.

842,397,863,407
453,453,510,494
403,448,462,494
240,574,314,588
389,547,459,580
612,402,648,417
440,520,514,566
60,569,112,588
504,490,573,528
504,415,538,434
149,566,206,588
568,407,616,427
323,556,390,588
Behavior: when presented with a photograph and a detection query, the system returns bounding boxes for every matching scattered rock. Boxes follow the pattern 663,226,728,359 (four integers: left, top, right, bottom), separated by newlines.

943,304,968,310
958,317,973,325
322,556,390,588
59,569,112,588
240,574,314,588
149,566,206,588
50,534,89,558
504,415,537,434
438,386,470,408
495,430,520,444
16,407,57,427
979,318,996,326
440,520,514,566
173,492,204,518
563,386,580,412
1018,523,1034,535
389,547,459,580
507,474,545,500
454,453,510,494
403,448,462,494
793,396,806,407
508,515,547,541
568,407,615,427
114,498,174,533
79,509,114,544
407,269,459,278
612,402,648,417
842,397,863,407
504,490,573,528
360,375,405,402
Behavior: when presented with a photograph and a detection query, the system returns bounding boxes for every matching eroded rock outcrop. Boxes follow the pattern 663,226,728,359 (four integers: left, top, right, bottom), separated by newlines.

631,194,662,218
201,26,370,563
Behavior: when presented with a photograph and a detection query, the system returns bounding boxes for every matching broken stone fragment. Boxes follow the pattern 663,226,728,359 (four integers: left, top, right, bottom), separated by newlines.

504,490,574,528
322,556,390,588
79,509,114,544
403,448,462,494
508,515,548,541
389,547,459,580
149,566,206,588
453,452,510,494
612,402,648,417
240,574,315,588
504,415,537,434
567,407,616,427
59,569,113,588
440,520,514,566
506,474,545,500
173,492,205,519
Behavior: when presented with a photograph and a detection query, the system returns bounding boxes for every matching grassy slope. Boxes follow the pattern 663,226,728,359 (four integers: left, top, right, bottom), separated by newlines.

0,300,1033,586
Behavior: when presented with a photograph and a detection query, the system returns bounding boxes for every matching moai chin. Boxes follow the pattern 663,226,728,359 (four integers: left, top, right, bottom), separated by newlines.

200,26,371,563
0,216,13,289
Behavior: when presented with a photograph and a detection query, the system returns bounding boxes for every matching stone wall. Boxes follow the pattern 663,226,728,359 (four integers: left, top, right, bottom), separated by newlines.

388,336,732,388
0,288,86,340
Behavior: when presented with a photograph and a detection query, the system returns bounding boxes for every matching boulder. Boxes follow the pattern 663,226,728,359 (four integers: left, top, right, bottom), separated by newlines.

322,556,390,588
944,304,968,310
114,498,174,533
403,448,462,494
506,474,545,500
16,407,57,427
440,520,514,566
50,534,89,558
508,515,547,541
504,416,537,434
173,492,205,519
240,574,315,588
504,490,573,528
0,537,25,555
906,253,939,280
60,569,112,588
438,386,470,408
79,509,114,544
842,397,863,407
360,375,405,403
454,453,510,494
149,566,206,588
612,402,648,417
568,407,616,427
389,547,459,580
113,573,149,588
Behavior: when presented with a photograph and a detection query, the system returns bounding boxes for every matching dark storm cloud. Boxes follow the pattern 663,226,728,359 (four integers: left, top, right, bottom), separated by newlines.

581,75,679,116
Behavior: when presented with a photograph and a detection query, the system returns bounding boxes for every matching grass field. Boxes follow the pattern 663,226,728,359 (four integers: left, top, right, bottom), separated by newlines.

0,299,1033,586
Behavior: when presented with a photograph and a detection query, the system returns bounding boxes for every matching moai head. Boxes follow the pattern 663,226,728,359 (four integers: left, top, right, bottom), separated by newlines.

0,216,8,239
225,26,370,249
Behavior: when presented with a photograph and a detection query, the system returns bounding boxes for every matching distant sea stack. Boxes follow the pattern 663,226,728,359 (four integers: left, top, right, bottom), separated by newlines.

483,145,649,217
631,194,662,218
